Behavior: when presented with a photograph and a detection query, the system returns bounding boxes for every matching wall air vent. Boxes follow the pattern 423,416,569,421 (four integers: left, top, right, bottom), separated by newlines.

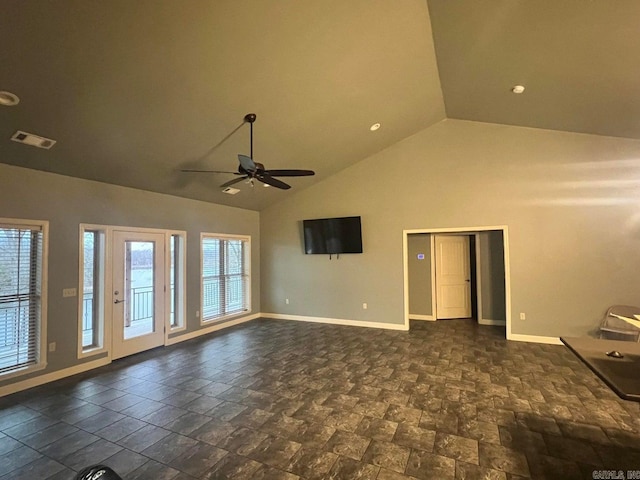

222,187,240,195
11,130,56,150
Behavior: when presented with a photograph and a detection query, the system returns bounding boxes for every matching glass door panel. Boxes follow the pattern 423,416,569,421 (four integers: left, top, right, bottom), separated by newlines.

112,231,165,359
123,241,155,340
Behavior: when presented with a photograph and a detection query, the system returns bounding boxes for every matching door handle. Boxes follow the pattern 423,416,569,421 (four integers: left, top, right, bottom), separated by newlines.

465,279,470,282
114,299,125,304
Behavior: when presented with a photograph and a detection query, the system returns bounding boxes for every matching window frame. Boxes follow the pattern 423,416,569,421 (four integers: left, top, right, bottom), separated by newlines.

200,233,251,324
0,218,48,380
78,225,108,358
166,231,186,334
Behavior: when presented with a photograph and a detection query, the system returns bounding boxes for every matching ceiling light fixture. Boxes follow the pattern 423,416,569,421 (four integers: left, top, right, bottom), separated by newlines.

370,123,381,131
0,91,20,106
511,85,525,94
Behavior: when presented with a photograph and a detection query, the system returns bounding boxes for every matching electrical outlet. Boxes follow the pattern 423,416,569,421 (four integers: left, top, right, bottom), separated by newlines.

363,303,368,310
285,298,289,305
520,312,526,320
196,310,200,318
62,288,77,298
48,342,56,352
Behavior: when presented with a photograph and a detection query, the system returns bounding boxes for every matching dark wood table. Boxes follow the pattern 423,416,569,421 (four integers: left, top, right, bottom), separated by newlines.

560,336,640,402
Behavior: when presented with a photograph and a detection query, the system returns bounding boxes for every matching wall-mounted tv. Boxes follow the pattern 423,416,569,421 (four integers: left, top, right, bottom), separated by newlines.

303,216,363,254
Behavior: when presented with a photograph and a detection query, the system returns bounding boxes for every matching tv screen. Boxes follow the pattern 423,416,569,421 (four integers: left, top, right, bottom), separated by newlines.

303,216,363,254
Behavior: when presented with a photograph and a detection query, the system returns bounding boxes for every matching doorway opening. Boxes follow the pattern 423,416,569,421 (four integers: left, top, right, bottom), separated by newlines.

402,226,511,338
434,234,473,320
78,225,186,361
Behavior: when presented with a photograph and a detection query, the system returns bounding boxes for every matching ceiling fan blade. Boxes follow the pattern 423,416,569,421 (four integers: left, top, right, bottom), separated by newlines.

263,169,315,177
238,154,257,172
220,176,248,188
181,169,239,174
257,174,291,190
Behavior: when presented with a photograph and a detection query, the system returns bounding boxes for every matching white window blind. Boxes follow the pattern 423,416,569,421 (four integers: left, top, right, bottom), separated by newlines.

0,225,43,375
202,236,249,321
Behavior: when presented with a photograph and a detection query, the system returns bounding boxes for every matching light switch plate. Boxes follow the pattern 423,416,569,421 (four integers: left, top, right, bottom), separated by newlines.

63,288,77,297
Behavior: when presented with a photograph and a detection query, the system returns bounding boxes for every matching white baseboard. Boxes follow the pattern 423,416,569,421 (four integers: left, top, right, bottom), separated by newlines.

0,357,111,398
262,313,408,331
166,313,260,345
0,314,563,397
409,314,436,321
0,314,260,398
478,318,506,326
507,333,562,345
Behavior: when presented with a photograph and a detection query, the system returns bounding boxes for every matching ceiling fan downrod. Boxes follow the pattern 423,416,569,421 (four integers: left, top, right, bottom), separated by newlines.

244,113,256,159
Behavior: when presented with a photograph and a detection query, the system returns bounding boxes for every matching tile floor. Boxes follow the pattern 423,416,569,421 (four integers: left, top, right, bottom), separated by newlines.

0,319,639,479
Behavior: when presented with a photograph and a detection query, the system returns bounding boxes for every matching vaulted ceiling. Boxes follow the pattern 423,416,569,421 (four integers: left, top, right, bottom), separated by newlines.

1,0,638,211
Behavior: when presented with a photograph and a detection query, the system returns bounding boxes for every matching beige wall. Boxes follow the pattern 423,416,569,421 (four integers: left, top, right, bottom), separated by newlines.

0,163,259,389
408,233,432,317
261,119,640,337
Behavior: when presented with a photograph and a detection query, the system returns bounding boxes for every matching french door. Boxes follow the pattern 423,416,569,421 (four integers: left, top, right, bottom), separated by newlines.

112,230,165,359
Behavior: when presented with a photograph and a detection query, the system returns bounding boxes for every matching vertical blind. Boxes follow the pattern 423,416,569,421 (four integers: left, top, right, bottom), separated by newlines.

202,236,249,320
0,225,43,375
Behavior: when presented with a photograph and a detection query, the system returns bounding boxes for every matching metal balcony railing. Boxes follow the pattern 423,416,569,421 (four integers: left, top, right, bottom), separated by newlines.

81,274,246,336
202,274,247,319
0,296,35,371
82,285,155,334
0,298,31,349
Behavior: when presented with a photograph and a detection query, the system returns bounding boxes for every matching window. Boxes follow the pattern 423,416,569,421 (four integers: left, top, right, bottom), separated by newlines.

0,220,47,377
79,227,106,354
168,232,186,331
201,234,250,322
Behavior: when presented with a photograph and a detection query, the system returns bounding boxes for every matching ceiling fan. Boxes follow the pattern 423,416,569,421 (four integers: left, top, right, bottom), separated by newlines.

181,113,315,190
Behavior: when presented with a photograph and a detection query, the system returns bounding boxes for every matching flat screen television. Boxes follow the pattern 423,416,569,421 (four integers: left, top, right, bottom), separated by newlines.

303,216,363,254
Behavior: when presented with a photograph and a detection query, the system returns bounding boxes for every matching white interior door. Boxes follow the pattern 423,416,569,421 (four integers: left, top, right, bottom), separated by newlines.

435,235,471,319
112,230,165,359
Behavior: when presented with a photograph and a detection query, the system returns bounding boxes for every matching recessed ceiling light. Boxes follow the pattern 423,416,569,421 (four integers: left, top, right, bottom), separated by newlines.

370,123,381,131
0,91,20,106
511,85,525,94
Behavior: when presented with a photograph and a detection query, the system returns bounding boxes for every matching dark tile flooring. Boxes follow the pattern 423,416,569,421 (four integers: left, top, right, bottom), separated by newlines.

1,319,639,479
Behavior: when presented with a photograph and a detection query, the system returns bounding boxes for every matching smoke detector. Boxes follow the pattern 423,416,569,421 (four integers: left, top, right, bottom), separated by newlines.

222,187,240,195
11,131,56,150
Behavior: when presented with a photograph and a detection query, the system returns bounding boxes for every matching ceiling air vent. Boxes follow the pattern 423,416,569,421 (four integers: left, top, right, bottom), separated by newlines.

222,187,240,195
11,130,56,150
